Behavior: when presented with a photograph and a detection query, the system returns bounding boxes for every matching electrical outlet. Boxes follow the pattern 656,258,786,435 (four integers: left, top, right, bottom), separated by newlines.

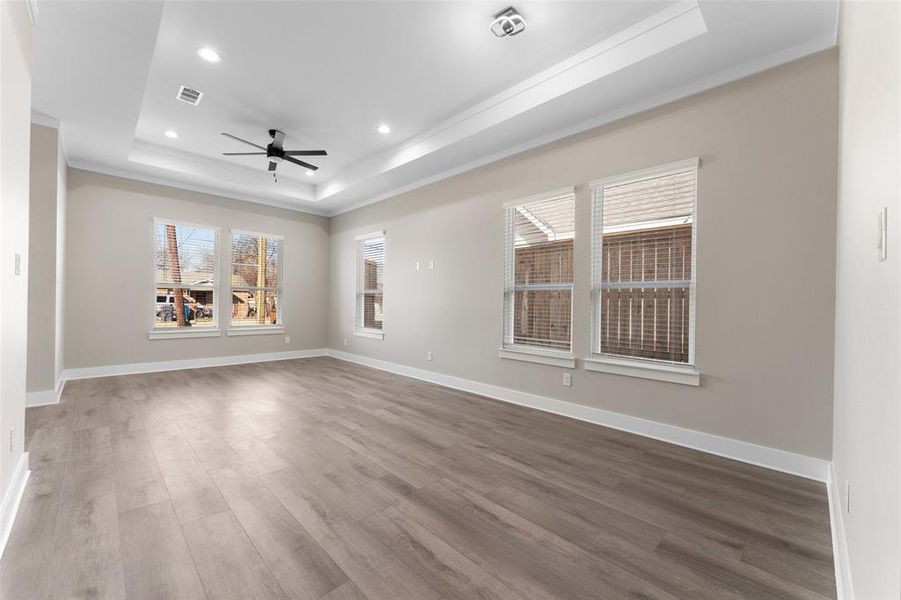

845,480,851,513
343,338,348,347
562,373,572,387
426,351,433,361
14,253,20,276
284,335,291,345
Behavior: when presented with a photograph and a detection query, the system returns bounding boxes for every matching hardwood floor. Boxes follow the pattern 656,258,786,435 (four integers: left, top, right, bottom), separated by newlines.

0,357,836,599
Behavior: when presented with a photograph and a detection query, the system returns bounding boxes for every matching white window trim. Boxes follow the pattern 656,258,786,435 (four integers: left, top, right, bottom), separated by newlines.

226,326,285,337
501,187,576,362
584,356,700,386
150,218,220,338
588,158,700,378
354,328,385,340
355,230,385,339
227,230,285,333
498,346,575,368
149,328,221,340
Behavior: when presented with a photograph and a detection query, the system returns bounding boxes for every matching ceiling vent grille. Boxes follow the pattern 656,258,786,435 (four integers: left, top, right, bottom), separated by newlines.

176,85,204,106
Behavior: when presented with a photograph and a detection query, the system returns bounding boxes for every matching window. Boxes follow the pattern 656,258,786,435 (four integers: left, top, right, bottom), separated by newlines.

590,159,698,366
153,220,217,332
229,231,283,329
502,188,575,358
355,231,385,338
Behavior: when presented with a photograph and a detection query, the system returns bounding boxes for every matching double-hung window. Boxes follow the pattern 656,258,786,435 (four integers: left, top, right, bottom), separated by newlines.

589,159,698,379
152,219,218,336
229,231,284,330
501,188,575,364
355,231,385,338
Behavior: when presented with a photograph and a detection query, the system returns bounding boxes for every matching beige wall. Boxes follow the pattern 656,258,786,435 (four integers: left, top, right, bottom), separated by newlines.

27,124,65,394
329,51,839,460
833,2,901,598
0,0,32,503
64,170,329,368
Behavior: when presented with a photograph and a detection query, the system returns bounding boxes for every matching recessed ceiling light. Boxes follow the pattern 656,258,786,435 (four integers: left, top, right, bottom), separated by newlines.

377,124,391,134
164,130,179,139
196,47,221,63
490,6,526,38
305,169,315,177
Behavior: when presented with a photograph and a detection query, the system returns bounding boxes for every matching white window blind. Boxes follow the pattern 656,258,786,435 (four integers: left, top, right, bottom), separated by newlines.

154,220,217,329
503,190,575,353
591,160,697,364
356,233,385,331
230,232,283,327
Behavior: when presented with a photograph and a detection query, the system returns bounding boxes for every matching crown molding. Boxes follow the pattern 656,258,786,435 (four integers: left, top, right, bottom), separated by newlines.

67,160,330,217
326,32,837,217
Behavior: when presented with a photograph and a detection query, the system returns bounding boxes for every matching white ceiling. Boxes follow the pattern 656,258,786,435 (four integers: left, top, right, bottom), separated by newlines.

32,0,838,216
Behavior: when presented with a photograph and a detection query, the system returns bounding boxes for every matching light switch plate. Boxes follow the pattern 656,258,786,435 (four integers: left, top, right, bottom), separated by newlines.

14,253,21,276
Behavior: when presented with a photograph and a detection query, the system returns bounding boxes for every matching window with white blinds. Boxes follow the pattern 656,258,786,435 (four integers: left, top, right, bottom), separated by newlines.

230,231,283,327
356,232,385,333
154,220,218,329
591,159,698,364
503,189,575,353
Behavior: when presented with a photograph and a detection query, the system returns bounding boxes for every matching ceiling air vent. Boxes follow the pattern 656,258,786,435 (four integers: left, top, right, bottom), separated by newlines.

176,85,204,106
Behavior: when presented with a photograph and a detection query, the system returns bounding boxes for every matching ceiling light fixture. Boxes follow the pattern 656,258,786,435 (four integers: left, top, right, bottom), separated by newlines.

377,124,391,134
164,130,179,139
196,47,221,63
490,6,525,38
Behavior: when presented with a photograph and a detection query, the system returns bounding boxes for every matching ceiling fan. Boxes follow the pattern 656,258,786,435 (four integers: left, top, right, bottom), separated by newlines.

221,129,326,179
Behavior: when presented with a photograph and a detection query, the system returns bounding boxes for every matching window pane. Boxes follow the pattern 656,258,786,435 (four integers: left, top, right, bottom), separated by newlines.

513,289,572,350
231,289,279,326
231,234,281,289
155,223,216,285
361,237,384,291
363,292,383,329
506,194,574,351
154,287,215,328
596,166,696,364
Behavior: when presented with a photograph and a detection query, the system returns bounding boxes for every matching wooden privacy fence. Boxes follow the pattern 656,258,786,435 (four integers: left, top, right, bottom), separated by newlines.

599,224,692,362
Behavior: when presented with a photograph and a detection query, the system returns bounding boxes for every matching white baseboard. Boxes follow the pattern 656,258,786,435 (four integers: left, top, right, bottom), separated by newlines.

63,348,328,381
827,463,854,599
0,453,30,561
326,349,830,482
26,371,67,407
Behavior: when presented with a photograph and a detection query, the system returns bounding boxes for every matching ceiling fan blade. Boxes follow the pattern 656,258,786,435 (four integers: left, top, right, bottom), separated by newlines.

283,156,318,170
271,130,286,150
268,161,277,172
221,132,266,151
284,150,327,156
222,152,267,156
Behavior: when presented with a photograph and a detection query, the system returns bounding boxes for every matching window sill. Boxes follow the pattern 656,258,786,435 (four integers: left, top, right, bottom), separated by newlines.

227,326,284,337
584,356,700,386
148,328,220,340
498,346,576,368
354,328,384,340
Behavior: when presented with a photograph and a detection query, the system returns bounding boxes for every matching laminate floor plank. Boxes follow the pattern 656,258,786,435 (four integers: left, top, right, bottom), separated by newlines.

118,500,207,600
181,509,288,600
3,357,835,599
208,463,350,600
